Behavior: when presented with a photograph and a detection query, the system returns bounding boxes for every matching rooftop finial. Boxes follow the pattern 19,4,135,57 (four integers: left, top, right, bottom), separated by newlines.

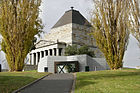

71,6,74,10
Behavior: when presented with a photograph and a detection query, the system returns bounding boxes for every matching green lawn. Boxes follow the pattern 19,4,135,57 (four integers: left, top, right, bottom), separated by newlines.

0,71,49,93
75,69,140,93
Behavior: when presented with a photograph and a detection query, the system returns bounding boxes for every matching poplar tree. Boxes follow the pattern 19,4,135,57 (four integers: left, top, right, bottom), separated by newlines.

130,0,140,46
91,0,130,70
0,0,42,71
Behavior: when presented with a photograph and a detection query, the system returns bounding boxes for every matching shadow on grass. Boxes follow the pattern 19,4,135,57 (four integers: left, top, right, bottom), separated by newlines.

0,76,36,93
76,70,140,90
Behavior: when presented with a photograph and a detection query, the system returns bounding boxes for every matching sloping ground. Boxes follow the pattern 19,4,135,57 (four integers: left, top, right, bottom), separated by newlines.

0,71,48,93
20,73,73,93
75,69,140,93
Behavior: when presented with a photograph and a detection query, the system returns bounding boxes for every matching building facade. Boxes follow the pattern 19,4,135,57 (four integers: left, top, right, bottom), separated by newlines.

29,7,107,73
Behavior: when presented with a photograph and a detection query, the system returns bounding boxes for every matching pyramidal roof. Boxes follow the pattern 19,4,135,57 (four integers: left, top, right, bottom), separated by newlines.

52,7,92,28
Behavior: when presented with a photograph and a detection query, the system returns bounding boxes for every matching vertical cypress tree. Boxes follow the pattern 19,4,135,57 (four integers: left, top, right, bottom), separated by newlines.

91,0,130,70
130,0,140,46
0,0,43,71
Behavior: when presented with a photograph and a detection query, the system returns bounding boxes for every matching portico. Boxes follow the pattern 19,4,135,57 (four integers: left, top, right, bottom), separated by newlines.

29,40,66,65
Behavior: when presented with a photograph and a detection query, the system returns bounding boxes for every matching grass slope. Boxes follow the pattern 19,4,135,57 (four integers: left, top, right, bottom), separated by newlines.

0,71,49,93
75,69,140,93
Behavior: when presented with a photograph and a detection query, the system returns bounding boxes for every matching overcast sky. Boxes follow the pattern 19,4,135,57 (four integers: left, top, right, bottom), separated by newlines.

0,0,140,68
39,0,93,34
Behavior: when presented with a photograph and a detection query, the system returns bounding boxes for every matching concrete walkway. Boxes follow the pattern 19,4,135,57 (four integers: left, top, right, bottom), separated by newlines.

20,73,74,93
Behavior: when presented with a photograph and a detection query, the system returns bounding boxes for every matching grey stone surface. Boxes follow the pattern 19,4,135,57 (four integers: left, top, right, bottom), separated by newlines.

44,22,103,58
20,73,74,93
38,55,110,73
29,8,104,68
92,58,110,70
23,65,37,71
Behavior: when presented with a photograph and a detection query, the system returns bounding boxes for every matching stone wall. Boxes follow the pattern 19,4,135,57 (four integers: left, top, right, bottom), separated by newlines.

72,23,103,58
38,55,109,73
45,23,96,47
23,65,38,71
92,58,110,70
66,55,87,72
45,23,73,44
45,23,103,58
72,24,95,46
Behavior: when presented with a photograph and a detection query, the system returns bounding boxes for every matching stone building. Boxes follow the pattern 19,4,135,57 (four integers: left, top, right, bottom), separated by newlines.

29,7,108,73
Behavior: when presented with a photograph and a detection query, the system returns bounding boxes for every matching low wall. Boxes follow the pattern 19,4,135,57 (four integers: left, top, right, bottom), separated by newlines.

24,65,38,71
38,55,109,73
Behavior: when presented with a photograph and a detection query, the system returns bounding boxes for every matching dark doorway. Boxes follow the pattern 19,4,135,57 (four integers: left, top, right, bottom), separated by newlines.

44,67,48,72
54,61,79,73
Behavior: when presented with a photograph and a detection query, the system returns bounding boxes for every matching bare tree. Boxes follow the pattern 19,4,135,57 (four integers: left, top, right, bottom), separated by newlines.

91,0,130,70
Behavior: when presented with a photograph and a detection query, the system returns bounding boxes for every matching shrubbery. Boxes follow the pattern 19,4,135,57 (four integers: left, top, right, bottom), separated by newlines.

65,45,95,57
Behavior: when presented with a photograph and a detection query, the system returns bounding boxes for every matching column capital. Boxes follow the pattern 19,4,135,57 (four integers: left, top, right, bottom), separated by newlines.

36,52,38,65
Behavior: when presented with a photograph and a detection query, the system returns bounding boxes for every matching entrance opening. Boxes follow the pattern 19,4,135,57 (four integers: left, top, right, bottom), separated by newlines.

85,66,89,72
54,61,79,73
44,67,48,72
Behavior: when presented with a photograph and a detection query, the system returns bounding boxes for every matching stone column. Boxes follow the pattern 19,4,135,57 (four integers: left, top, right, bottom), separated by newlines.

36,53,38,65
31,53,34,65
54,48,57,56
40,51,42,59
56,48,59,56
61,48,65,56
29,54,32,65
32,53,35,65
43,51,45,57
48,50,50,56
52,48,55,56
41,51,43,58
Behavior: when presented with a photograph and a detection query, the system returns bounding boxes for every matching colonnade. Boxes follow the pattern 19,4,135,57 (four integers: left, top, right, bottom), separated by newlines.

29,48,65,65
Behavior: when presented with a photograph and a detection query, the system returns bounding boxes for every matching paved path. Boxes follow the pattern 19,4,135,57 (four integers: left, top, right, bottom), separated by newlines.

20,73,74,93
